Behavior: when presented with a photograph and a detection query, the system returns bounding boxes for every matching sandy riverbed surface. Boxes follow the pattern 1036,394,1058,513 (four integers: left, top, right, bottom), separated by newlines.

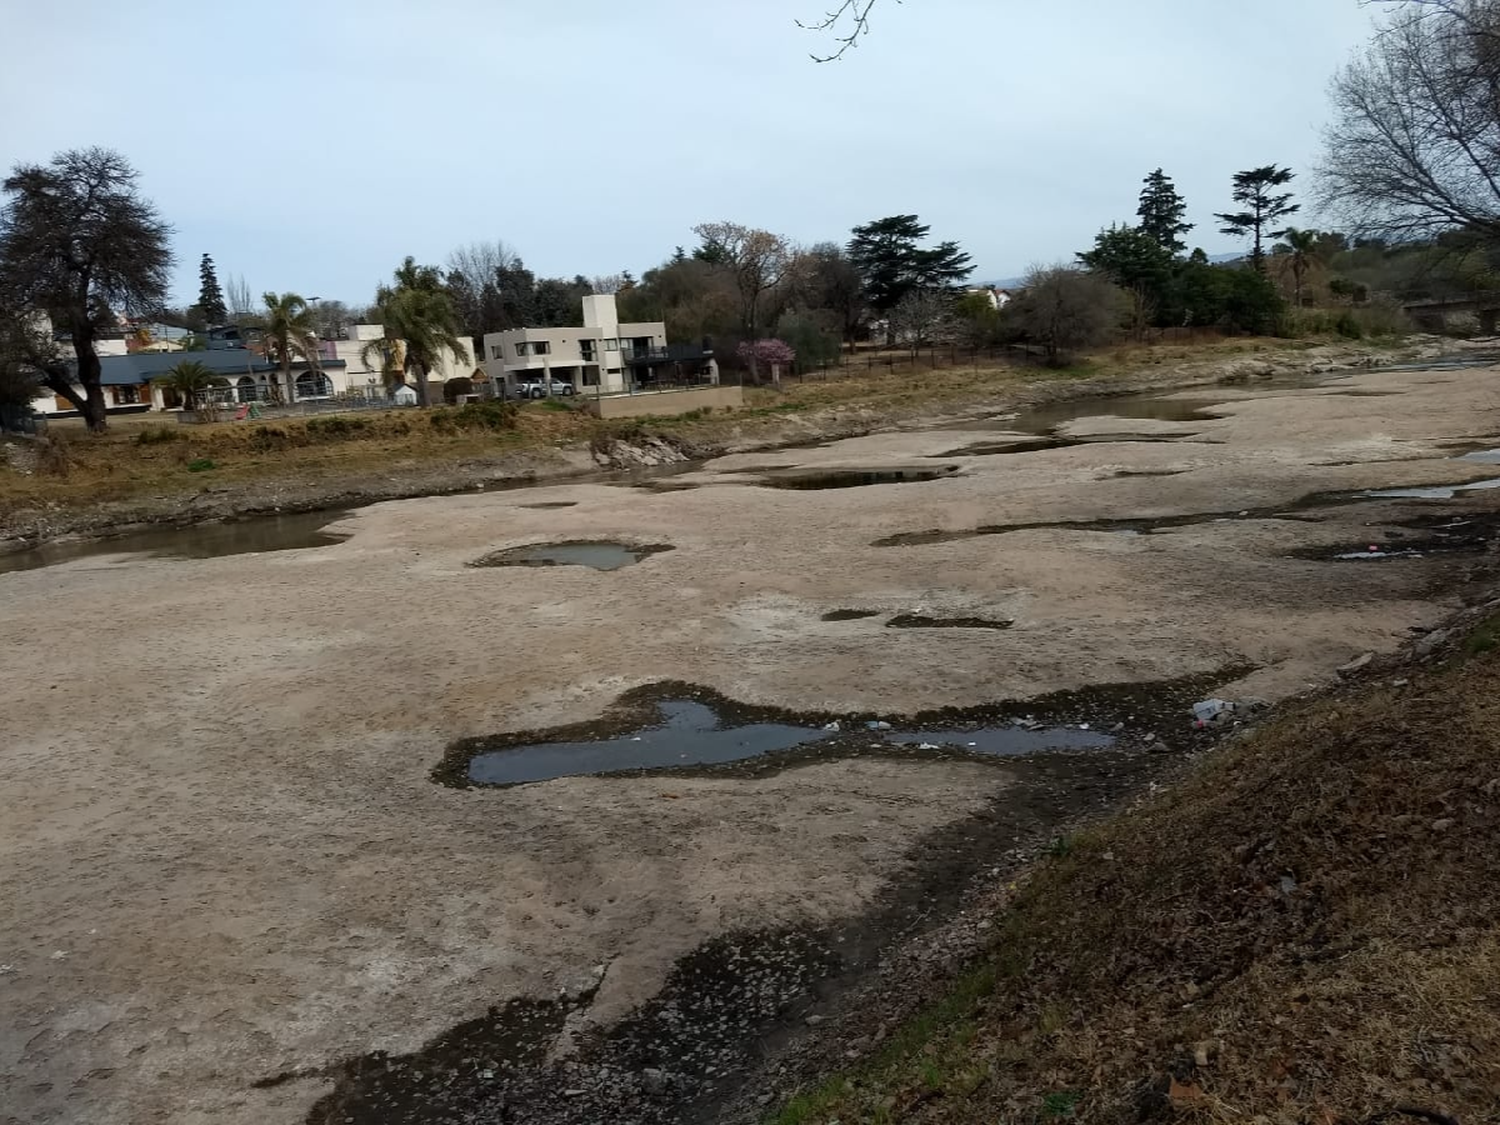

3,362,1499,1123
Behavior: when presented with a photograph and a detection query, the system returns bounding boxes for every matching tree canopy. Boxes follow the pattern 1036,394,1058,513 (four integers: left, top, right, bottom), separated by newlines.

847,214,973,318
1215,166,1300,273
0,147,171,431
1321,0,1500,245
1136,169,1193,255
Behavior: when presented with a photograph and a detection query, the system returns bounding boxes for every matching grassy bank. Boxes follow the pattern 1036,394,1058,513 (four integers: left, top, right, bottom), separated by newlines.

769,613,1500,1124
0,335,1409,535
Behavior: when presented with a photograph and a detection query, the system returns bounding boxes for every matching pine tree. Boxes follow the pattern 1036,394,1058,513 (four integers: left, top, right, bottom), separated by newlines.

846,214,973,314
1136,169,1192,256
1215,166,1300,273
198,253,227,325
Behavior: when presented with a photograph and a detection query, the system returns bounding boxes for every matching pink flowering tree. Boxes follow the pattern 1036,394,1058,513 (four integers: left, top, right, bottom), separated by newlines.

736,338,796,385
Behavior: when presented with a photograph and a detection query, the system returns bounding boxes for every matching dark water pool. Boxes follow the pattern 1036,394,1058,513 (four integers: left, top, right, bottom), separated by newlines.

0,510,350,576
756,466,960,490
470,540,673,570
460,697,1115,787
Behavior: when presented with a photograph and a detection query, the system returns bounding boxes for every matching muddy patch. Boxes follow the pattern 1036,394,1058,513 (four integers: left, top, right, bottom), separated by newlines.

886,613,1014,631
938,435,1203,458
0,509,350,576
470,540,674,571
1289,510,1500,562
874,509,1326,548
754,466,961,491
337,667,1255,1124
518,501,580,510
821,609,883,622
296,991,590,1124
1361,476,1500,500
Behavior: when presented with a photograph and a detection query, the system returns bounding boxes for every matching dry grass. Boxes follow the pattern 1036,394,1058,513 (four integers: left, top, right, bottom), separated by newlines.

771,619,1500,1125
0,336,1355,522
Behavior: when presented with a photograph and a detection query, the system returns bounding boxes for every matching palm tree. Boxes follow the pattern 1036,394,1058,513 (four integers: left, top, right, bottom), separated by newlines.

368,281,467,407
259,292,320,403
1275,228,1321,308
155,360,226,411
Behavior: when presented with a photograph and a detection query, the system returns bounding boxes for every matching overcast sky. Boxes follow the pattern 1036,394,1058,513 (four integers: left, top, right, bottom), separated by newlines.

1,0,1382,306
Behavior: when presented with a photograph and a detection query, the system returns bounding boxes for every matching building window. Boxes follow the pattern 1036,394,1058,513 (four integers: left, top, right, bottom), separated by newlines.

515,342,528,357
604,338,619,351
491,344,504,359
533,341,551,355
115,385,140,405
579,339,596,361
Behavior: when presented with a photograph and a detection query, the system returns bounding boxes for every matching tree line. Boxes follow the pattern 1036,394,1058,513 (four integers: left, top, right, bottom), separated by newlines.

6,0,1500,429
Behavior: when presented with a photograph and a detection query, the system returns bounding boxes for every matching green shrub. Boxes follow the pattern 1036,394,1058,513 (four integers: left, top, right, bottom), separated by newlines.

135,424,184,445
249,425,291,452
1334,310,1365,339
305,414,373,439
429,401,519,432
186,457,216,472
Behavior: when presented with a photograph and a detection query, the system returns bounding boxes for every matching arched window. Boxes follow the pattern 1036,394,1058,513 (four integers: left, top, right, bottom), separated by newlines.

236,376,257,403
295,371,332,399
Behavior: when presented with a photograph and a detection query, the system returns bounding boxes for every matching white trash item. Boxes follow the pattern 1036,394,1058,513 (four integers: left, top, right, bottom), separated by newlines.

1191,698,1237,727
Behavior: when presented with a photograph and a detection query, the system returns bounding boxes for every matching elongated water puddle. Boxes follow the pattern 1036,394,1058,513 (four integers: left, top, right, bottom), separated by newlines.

470,539,673,570
0,509,351,575
442,689,1115,788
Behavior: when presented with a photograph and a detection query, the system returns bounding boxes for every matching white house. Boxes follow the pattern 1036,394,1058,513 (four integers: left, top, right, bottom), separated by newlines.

480,294,715,396
30,328,475,416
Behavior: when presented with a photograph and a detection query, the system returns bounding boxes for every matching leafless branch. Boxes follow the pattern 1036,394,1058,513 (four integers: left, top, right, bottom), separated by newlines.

797,0,895,62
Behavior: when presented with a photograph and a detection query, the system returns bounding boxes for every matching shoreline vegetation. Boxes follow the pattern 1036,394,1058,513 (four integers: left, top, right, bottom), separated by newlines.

0,335,1438,552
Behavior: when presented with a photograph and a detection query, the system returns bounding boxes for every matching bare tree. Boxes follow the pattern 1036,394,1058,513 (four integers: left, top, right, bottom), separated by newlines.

446,240,521,291
590,274,627,295
1322,1,1500,242
889,288,953,355
226,272,256,319
690,221,794,336
1013,265,1124,366
798,0,889,60
445,239,522,344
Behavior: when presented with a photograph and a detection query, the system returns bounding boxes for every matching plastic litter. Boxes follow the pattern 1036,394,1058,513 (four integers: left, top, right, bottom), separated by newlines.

1191,698,1237,728
865,720,892,731
822,720,842,732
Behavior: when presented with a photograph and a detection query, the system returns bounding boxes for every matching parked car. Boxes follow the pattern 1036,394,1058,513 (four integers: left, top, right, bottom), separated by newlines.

515,379,575,399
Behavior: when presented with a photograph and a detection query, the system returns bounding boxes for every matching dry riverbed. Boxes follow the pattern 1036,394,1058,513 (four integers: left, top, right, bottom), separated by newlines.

3,352,1500,1124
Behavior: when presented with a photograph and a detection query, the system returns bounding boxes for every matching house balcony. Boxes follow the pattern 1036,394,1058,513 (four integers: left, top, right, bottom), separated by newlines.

622,344,714,366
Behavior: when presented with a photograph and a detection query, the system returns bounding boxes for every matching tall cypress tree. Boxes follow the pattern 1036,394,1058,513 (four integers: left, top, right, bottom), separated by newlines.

1136,169,1193,256
198,253,227,325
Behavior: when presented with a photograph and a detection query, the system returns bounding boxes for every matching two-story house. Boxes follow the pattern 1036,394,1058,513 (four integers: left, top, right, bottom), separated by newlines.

480,294,714,395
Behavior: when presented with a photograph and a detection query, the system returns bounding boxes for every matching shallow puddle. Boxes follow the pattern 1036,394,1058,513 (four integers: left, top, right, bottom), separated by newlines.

1362,477,1500,500
471,540,673,570
874,508,1323,548
755,466,960,490
938,434,1200,458
466,699,831,785
821,608,882,622
886,614,1013,630
445,687,1119,788
0,510,350,576
518,501,578,510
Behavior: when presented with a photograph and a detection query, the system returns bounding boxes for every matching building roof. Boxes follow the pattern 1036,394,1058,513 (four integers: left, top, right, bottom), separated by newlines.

90,350,346,386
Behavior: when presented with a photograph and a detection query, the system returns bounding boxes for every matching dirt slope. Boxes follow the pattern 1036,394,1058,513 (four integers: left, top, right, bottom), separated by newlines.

770,612,1500,1125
